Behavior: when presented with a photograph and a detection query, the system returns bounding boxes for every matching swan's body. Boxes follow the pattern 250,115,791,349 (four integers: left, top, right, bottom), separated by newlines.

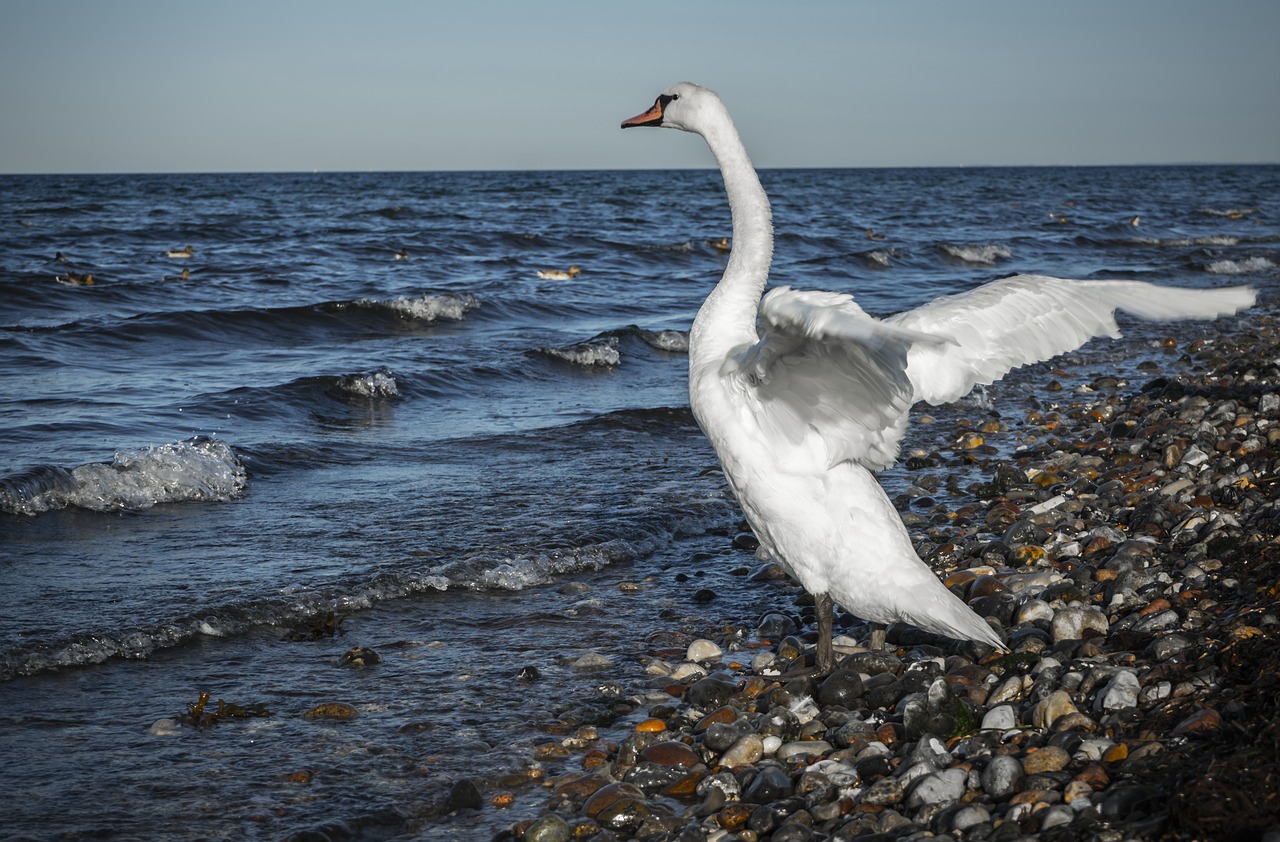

623,83,1256,668
538,264,582,280
167,245,195,258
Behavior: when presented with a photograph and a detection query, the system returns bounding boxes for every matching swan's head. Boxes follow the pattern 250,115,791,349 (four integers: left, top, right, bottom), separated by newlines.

621,82,724,134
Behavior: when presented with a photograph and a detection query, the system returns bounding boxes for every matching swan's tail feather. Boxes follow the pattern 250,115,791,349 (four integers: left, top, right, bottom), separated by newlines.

901,588,1006,651
1097,280,1256,322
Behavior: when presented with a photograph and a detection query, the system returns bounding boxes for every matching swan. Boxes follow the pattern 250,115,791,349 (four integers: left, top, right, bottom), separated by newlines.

621,82,1256,671
167,245,195,258
537,264,582,280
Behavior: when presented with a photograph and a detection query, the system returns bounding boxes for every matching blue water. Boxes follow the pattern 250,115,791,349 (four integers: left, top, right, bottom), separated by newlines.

1,165,1277,840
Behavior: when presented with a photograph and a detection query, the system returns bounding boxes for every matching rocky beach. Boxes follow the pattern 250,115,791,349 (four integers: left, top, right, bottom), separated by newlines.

476,304,1280,842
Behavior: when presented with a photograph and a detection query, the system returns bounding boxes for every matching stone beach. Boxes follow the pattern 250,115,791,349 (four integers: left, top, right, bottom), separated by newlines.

490,308,1280,842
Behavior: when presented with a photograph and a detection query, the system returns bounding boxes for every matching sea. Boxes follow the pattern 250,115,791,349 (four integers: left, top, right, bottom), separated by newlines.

1,165,1277,840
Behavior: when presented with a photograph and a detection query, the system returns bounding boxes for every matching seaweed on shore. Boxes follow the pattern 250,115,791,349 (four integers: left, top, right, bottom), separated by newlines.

177,691,271,728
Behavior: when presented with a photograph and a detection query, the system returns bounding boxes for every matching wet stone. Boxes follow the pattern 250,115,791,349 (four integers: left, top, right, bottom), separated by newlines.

686,638,723,663
523,813,571,842
686,676,737,709
719,733,765,767
640,740,700,768
623,761,689,795
816,668,864,707
445,778,483,812
743,765,794,803
859,776,904,806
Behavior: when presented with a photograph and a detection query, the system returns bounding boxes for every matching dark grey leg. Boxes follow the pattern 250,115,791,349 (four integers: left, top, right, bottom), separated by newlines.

815,591,835,675
869,623,886,651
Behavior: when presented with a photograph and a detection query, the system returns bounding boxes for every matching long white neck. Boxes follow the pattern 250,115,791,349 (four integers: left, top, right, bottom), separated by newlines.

689,107,773,367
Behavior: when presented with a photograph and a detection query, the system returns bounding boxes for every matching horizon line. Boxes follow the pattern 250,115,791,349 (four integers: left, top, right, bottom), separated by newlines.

3,161,1278,178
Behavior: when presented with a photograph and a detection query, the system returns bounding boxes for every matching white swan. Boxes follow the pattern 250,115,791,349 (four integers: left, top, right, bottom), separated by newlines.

622,82,1256,671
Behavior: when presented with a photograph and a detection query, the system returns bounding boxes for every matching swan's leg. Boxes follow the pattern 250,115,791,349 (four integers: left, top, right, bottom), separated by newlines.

814,591,835,675
869,624,886,651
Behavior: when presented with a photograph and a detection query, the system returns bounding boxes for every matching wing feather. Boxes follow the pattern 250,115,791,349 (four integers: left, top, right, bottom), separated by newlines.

888,275,1255,405
725,286,948,470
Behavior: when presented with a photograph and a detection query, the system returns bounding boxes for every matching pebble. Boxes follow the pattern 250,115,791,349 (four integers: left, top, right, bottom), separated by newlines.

686,638,723,663
719,734,764,766
1032,690,1079,730
982,754,1024,798
906,767,967,808
1023,745,1070,774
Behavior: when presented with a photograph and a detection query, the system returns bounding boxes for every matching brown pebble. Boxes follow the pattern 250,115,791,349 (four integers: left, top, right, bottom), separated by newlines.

551,773,607,802
581,749,610,770
286,770,312,784
634,718,667,733
1074,763,1110,790
582,782,646,819
534,742,570,760
1139,598,1172,616
1172,707,1223,736
694,705,738,733
302,702,358,721
717,802,754,831
1022,745,1070,774
640,740,700,768
489,792,514,808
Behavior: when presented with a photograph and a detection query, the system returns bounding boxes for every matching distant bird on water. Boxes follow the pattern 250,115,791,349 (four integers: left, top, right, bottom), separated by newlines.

866,228,886,240
537,264,582,280
394,248,410,260
709,237,730,251
167,245,195,258
55,271,94,285
622,81,1256,673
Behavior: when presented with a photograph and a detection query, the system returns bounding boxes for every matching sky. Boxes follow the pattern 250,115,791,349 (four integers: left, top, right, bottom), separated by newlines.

2,0,1277,174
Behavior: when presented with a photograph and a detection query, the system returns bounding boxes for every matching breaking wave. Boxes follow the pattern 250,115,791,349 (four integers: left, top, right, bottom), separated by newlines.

0,437,246,516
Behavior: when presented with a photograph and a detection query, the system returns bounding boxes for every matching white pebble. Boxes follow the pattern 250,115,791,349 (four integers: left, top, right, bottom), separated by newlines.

981,704,1017,731
761,735,782,755
686,638,722,663
149,718,180,736
671,662,707,681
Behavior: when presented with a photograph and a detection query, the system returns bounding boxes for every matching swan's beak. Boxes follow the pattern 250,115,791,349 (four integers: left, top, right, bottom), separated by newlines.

621,100,664,129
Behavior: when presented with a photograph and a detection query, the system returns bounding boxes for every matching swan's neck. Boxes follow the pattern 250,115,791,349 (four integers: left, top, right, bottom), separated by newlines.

690,112,773,365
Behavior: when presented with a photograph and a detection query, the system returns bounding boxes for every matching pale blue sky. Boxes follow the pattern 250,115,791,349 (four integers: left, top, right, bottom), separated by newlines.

2,0,1277,173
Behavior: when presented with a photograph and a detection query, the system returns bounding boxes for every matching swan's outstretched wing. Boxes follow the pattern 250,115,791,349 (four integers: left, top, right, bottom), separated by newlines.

887,275,1255,405
724,286,950,470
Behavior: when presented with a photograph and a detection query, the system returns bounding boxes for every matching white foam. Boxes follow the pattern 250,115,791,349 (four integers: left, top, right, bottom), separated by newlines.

363,292,480,322
3,437,247,516
1206,256,1275,275
641,329,690,353
940,244,1012,265
335,371,399,397
541,338,621,367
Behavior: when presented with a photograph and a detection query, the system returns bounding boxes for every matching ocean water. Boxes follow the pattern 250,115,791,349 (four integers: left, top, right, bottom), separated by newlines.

1,165,1277,840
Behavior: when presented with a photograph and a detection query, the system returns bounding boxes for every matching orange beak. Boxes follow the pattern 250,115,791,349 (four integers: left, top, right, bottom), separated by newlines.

621,99,665,129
